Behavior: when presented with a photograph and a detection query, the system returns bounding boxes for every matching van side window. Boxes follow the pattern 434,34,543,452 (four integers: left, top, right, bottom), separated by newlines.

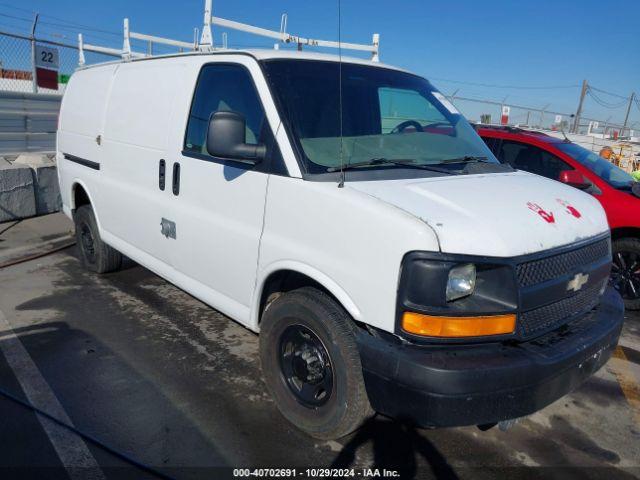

185,64,265,155
498,141,573,180
183,63,287,175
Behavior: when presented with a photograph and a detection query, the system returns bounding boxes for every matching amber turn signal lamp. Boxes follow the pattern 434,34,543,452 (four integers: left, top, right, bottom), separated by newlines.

402,312,516,338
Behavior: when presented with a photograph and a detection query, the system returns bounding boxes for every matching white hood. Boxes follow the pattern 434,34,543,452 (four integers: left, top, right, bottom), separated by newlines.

348,171,609,257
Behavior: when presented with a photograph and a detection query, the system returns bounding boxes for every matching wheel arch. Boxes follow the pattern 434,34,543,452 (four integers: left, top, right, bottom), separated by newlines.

71,180,92,210
70,180,104,232
71,178,94,210
611,227,640,241
251,262,362,331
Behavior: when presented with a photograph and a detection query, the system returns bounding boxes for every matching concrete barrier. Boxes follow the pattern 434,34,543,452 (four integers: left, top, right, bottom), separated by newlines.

14,153,61,215
0,157,36,222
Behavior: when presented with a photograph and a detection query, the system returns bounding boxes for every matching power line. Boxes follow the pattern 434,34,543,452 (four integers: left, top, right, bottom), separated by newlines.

587,88,629,109
0,4,121,37
588,84,630,100
0,12,33,24
38,19,120,38
430,77,580,90
36,27,120,46
37,15,121,37
0,3,35,15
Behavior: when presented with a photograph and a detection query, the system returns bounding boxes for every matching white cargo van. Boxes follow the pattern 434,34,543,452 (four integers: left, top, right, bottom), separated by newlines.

57,50,623,439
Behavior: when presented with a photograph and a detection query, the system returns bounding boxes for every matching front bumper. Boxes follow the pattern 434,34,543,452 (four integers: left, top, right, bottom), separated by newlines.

356,286,624,428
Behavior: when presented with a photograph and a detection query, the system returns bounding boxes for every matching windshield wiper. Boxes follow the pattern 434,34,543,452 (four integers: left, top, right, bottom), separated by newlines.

327,158,455,174
439,155,490,164
327,158,392,172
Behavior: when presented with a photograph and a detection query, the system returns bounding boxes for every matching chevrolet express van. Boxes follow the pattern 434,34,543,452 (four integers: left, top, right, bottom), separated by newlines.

57,50,623,439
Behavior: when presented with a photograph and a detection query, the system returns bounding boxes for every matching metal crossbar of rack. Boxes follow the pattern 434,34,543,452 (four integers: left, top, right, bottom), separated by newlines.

77,0,380,65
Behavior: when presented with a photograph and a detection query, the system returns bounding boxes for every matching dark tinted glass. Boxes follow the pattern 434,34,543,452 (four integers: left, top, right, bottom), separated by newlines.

497,141,572,180
184,64,266,155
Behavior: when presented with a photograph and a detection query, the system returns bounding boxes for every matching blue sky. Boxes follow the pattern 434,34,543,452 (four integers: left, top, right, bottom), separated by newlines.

3,0,639,127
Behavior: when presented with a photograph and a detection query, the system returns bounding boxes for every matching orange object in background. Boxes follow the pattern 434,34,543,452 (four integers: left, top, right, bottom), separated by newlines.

600,146,613,159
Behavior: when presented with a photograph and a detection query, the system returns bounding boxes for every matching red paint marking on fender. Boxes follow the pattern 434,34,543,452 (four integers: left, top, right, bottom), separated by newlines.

556,199,582,219
527,202,555,224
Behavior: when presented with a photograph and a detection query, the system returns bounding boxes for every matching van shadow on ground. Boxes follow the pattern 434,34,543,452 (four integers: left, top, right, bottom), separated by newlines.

331,416,458,479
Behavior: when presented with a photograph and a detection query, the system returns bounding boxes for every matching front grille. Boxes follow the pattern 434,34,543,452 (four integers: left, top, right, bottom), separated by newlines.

515,236,611,340
518,282,604,339
516,238,610,287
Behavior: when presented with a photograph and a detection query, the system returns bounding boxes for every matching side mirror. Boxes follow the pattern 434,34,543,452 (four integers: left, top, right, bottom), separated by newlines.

206,111,266,163
559,170,591,190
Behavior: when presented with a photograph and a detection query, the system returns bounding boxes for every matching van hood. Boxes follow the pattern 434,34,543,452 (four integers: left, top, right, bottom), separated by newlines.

348,171,609,257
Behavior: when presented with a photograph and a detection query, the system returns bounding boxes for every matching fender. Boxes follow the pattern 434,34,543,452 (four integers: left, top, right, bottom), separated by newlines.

69,179,104,233
250,260,363,331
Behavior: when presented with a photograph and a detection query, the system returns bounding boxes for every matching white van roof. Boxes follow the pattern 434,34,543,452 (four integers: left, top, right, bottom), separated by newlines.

77,48,407,73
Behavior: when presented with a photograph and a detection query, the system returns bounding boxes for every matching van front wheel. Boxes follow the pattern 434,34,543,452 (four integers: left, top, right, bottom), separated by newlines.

259,287,373,439
74,205,122,273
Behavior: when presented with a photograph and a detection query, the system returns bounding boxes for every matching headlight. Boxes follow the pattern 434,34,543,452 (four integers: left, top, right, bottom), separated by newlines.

396,252,518,339
446,263,476,301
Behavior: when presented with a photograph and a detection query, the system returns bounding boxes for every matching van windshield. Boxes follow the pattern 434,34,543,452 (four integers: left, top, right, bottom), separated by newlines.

262,60,497,176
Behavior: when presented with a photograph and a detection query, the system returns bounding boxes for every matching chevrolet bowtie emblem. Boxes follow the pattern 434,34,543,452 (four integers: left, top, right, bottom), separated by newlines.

567,273,589,292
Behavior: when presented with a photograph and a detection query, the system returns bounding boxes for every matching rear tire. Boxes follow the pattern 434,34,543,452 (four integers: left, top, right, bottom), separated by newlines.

259,287,373,439
73,205,122,274
612,238,640,311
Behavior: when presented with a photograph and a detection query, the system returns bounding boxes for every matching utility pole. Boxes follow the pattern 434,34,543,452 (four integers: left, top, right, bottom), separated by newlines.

603,116,611,139
30,13,39,93
572,79,588,134
621,92,635,138
540,104,549,129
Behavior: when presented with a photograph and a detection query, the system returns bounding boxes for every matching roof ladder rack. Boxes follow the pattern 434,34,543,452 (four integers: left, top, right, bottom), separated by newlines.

123,18,200,57
76,0,380,66
78,33,136,65
78,19,201,65
204,0,380,60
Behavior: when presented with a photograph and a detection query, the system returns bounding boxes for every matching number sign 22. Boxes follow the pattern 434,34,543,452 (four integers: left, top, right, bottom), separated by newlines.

35,45,59,70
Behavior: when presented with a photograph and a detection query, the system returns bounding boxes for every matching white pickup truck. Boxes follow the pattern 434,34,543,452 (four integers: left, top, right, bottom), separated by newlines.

57,49,623,439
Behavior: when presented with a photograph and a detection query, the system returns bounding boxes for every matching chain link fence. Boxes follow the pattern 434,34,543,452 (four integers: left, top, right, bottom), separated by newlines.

449,96,574,131
0,30,118,94
449,95,638,138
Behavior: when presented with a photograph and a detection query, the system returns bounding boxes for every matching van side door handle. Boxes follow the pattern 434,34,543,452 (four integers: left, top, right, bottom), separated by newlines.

172,162,180,196
159,159,166,190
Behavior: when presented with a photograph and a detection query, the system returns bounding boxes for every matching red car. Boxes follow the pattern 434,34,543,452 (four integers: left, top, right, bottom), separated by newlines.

478,126,640,310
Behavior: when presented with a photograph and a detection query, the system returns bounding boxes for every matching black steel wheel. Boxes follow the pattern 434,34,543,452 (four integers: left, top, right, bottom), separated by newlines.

79,221,97,264
612,238,640,311
74,205,122,274
260,287,373,439
279,324,333,407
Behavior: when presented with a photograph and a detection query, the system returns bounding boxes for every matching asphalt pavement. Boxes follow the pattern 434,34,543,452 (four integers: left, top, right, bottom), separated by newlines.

0,217,638,479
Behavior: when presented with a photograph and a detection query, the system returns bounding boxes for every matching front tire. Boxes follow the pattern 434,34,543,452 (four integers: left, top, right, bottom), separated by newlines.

612,238,640,311
74,205,122,274
259,287,373,439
